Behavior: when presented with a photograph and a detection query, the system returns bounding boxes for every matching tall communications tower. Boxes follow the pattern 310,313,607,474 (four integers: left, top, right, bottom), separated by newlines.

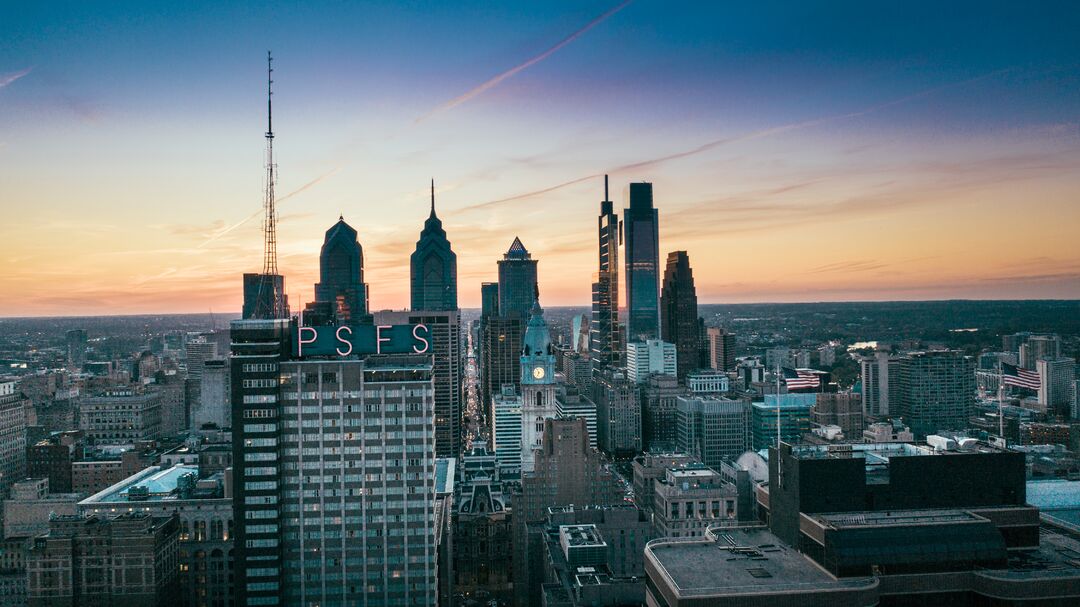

242,51,289,320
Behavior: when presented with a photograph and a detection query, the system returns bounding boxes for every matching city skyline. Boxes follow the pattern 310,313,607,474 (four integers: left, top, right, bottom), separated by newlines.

3,1,1080,316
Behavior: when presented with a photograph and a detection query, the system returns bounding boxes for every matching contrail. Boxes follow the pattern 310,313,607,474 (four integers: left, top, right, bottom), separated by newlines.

459,69,1012,211
416,0,632,123
0,67,32,89
198,167,341,248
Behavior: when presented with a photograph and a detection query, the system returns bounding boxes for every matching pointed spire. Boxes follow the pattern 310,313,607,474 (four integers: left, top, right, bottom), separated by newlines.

604,174,609,201
430,178,436,218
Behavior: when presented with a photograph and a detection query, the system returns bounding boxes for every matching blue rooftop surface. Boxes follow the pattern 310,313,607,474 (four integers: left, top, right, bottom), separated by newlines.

435,458,456,496
1027,479,1080,531
85,464,199,504
757,394,818,409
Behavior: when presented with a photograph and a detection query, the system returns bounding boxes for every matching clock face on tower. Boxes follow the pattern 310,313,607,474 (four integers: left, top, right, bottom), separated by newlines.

533,366,546,380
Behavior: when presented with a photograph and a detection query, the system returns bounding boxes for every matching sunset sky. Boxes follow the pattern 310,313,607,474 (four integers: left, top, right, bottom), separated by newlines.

2,1,1079,317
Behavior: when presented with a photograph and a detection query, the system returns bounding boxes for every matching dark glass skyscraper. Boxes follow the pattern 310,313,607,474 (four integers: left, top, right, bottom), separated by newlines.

590,175,621,371
660,250,702,381
624,182,660,342
410,181,458,311
497,237,538,322
313,217,369,324
480,282,500,318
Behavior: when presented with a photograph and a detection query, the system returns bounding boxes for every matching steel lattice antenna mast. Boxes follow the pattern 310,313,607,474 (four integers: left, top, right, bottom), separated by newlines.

262,51,278,276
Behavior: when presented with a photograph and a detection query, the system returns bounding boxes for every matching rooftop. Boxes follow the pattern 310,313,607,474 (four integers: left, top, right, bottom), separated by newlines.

646,527,873,597
560,524,605,547
80,464,206,504
808,509,987,529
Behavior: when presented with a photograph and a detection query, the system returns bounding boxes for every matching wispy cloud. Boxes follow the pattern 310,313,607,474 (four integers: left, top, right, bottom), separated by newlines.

460,69,1013,211
197,167,341,248
0,67,32,90
415,0,632,123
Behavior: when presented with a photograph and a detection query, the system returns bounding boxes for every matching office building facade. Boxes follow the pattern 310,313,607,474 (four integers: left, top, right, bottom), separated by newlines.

623,182,660,342
410,183,458,311
660,251,702,380
497,237,538,322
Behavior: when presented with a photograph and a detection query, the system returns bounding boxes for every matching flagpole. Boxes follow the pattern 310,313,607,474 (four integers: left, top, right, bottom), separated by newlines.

776,361,781,450
998,359,1005,445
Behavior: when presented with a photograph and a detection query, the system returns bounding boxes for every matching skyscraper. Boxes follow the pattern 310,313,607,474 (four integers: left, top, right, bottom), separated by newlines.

1037,357,1076,416
374,309,462,459
625,339,677,384
860,352,900,418
480,316,524,416
410,180,458,311
675,396,752,469
497,237,538,322
1020,334,1062,369
593,368,642,456
590,175,621,370
311,217,369,324
660,250,702,381
706,327,736,372
480,282,499,318
624,182,660,343
897,350,976,438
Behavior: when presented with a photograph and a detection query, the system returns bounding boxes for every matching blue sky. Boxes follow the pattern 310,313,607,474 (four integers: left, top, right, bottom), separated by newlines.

1,1,1079,315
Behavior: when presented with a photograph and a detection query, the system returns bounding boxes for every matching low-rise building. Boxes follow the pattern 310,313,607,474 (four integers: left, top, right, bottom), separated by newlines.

2,479,81,539
651,466,737,538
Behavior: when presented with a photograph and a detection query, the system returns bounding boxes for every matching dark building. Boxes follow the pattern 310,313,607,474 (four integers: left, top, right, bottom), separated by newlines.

765,442,1029,548
642,373,680,452
27,440,73,494
590,175,621,372
311,217,369,324
479,315,523,415
645,441,1080,607
26,512,181,607
242,273,289,320
513,417,625,607
660,250,702,381
228,318,290,607
497,237,539,322
897,350,976,438
65,329,87,368
592,368,642,457
480,282,499,318
623,182,660,342
453,443,513,604
410,180,458,311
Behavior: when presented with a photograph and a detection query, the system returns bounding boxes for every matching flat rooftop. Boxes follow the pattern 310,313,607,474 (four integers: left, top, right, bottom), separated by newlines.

81,464,199,504
1028,479,1080,532
809,509,986,529
789,441,1004,462
647,527,872,596
560,524,605,547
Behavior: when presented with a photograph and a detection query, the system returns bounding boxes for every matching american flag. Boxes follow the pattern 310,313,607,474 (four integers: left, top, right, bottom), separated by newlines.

1002,362,1040,390
782,367,820,390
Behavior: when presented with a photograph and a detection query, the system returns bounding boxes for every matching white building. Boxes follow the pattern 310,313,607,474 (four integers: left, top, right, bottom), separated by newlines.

626,340,677,384
1038,357,1076,415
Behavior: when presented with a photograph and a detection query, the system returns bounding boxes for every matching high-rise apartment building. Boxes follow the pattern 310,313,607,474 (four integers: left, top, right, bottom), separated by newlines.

860,352,899,418
590,175,621,371
375,310,462,458
1020,334,1061,369
410,182,457,311
1037,357,1076,416
660,251,702,380
897,350,976,438
706,327,736,372
625,340,677,384
623,182,660,342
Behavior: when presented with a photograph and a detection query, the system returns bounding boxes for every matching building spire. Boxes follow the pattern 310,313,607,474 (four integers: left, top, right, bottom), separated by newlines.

262,50,278,276
604,174,609,201
430,178,436,218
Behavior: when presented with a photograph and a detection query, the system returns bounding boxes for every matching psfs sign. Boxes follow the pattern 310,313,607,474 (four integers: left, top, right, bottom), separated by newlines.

292,324,430,357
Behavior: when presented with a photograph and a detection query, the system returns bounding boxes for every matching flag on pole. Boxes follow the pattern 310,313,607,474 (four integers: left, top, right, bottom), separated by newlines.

1002,362,1040,390
782,367,820,390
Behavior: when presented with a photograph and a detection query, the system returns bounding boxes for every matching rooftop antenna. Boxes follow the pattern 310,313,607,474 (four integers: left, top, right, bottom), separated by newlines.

262,50,278,276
